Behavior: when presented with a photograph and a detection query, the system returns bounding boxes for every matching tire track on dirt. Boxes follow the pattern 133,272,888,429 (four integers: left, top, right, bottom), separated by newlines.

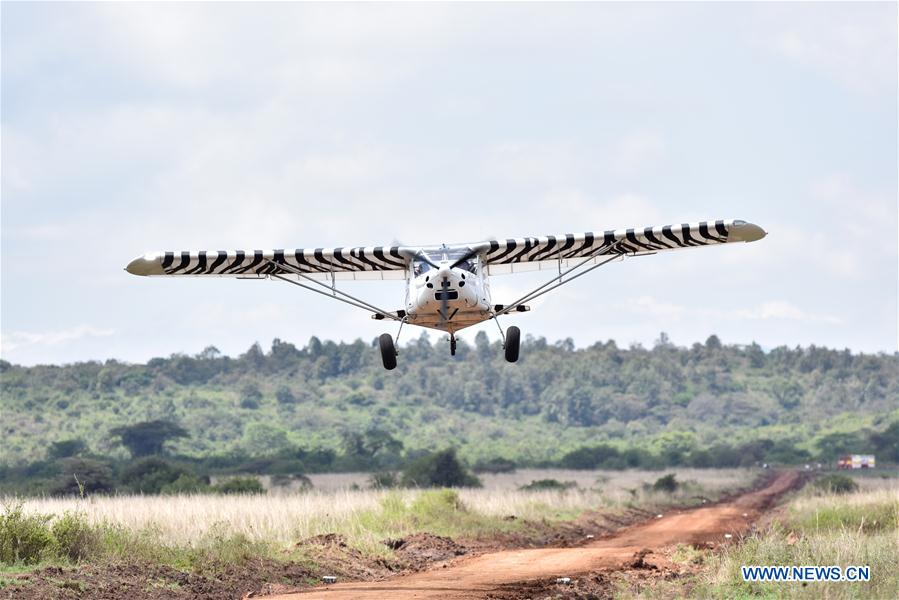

269,471,801,600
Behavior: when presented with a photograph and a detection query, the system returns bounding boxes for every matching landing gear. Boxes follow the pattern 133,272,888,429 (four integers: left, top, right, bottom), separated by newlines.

450,334,457,356
379,333,397,370
504,325,520,363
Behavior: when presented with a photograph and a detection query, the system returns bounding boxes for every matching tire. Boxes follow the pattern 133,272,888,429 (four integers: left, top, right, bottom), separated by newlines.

504,326,520,363
379,333,397,370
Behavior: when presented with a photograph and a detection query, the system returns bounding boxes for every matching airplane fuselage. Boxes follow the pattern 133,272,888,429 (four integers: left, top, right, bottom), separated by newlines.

404,254,493,333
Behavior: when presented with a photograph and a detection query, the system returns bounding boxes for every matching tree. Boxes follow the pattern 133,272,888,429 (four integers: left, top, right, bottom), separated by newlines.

870,421,899,462
121,457,193,494
48,439,87,460
560,444,621,469
240,382,263,409
52,458,114,496
400,448,481,488
110,420,188,457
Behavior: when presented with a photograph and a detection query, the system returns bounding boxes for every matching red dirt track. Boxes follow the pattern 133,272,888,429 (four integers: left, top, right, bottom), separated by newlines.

271,471,800,599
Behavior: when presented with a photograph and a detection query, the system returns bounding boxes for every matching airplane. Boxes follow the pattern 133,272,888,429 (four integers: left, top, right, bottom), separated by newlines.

126,219,766,370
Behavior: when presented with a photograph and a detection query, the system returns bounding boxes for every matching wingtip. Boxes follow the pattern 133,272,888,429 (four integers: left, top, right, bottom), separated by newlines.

126,254,163,276
730,220,766,242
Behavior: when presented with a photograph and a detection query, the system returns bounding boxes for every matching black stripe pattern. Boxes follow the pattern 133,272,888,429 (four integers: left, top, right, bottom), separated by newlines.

482,220,734,265
159,246,408,276
148,220,746,276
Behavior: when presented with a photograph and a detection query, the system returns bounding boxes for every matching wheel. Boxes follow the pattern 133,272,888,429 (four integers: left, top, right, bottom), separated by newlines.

504,326,520,363
379,333,397,370
450,335,457,356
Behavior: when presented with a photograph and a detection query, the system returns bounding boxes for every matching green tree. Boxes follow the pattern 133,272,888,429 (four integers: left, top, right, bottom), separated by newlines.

400,448,481,488
48,439,87,460
110,420,188,457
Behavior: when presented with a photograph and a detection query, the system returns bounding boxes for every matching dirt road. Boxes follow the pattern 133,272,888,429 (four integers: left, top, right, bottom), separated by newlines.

272,471,800,600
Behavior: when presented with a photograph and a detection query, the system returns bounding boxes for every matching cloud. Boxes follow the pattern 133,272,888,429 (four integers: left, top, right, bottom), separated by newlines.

753,3,896,94
612,130,666,176
620,297,840,325
1,325,115,354
728,301,842,325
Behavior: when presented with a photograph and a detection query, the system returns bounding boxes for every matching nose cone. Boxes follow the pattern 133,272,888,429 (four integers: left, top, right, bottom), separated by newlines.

125,253,163,276
730,220,767,242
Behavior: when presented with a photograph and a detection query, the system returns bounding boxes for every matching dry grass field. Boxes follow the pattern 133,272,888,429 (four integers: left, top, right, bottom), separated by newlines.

621,474,899,599
7,468,755,553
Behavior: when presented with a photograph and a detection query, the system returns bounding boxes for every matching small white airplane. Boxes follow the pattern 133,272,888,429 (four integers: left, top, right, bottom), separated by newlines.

127,219,766,369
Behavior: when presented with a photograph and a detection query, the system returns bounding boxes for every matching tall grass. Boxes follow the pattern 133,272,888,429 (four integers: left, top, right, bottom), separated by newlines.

2,469,753,564
691,477,899,599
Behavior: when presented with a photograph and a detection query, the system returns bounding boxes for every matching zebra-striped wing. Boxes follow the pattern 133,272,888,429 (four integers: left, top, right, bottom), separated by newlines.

482,219,765,275
126,246,409,281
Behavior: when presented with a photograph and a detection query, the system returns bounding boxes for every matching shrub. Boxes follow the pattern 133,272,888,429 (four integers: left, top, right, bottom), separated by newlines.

652,473,679,493
519,479,577,491
472,458,516,474
121,457,193,494
275,386,295,404
0,504,54,564
213,477,265,494
369,471,399,489
560,444,621,469
52,458,115,496
813,474,859,495
51,511,98,561
400,449,481,488
161,473,211,494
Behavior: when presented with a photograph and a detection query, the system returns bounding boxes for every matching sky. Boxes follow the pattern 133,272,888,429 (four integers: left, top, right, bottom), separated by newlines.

1,2,897,366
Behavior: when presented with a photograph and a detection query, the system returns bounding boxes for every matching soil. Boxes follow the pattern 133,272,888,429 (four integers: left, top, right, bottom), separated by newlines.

1,471,804,600
268,470,803,599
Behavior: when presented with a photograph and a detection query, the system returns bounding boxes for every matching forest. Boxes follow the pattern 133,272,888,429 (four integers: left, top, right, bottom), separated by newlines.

1,333,897,494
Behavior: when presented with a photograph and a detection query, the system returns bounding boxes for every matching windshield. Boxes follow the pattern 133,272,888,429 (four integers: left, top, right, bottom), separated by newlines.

413,259,431,277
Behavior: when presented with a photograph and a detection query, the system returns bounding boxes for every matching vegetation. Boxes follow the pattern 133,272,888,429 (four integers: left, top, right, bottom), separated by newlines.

1,335,897,494
518,479,577,491
399,449,481,488
812,474,859,495
1,469,751,567
682,477,899,599
652,473,680,493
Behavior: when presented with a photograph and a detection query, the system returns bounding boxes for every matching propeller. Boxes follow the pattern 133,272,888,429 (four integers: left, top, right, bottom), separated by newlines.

438,275,450,324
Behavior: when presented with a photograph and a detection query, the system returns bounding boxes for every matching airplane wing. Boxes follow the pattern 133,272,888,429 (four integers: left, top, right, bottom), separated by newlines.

481,219,766,275
126,246,409,281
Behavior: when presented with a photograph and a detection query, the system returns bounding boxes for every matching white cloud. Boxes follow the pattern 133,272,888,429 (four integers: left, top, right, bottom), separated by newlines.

619,297,840,325
624,296,686,319
612,130,666,176
753,3,896,94
1,325,115,355
728,301,842,325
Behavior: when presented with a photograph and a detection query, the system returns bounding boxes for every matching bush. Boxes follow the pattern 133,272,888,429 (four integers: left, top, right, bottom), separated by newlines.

560,444,621,469
519,479,577,491
813,474,859,495
652,473,679,493
52,458,115,496
161,473,211,494
275,385,295,404
51,511,98,561
121,457,193,494
213,477,265,494
400,449,481,488
0,504,54,564
472,458,516,474
369,471,399,489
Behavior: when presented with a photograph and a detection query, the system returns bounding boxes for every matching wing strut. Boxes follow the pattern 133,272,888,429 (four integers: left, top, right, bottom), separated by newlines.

264,259,403,322
494,241,626,317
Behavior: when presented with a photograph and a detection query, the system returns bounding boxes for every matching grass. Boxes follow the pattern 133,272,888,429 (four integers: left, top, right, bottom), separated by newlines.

1,468,754,570
622,474,899,600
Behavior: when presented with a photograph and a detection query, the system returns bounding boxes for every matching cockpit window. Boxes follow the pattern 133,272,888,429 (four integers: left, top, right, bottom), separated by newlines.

455,259,477,274
413,260,431,277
